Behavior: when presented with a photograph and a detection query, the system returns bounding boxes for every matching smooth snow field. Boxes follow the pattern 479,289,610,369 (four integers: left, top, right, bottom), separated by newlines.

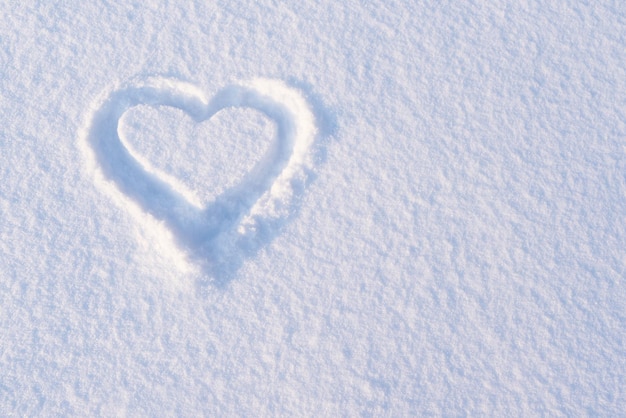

1,1,625,416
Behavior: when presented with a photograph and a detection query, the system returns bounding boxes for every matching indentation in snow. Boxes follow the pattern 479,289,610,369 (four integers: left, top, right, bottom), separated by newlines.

80,77,319,277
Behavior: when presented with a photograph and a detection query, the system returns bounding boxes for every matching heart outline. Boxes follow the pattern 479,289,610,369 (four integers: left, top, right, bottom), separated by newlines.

82,77,317,267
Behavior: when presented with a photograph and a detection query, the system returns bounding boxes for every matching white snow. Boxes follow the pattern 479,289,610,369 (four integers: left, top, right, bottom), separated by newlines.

1,1,625,416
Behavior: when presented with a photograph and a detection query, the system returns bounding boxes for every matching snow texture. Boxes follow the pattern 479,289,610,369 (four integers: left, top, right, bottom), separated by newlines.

1,1,625,416
81,77,318,279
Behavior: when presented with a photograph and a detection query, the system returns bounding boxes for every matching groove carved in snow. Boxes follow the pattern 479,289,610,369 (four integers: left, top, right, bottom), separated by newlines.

81,77,318,271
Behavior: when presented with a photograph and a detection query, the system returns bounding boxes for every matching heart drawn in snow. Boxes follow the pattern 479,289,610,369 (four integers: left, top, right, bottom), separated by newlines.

82,77,317,271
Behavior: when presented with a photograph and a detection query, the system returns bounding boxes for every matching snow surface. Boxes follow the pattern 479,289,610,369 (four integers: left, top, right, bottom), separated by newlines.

1,1,625,416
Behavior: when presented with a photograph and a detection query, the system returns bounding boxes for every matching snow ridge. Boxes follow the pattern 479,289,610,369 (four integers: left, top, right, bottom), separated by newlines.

80,77,318,276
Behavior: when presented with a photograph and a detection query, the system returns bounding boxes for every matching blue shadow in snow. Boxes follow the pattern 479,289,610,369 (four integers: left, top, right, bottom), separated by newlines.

86,78,333,286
